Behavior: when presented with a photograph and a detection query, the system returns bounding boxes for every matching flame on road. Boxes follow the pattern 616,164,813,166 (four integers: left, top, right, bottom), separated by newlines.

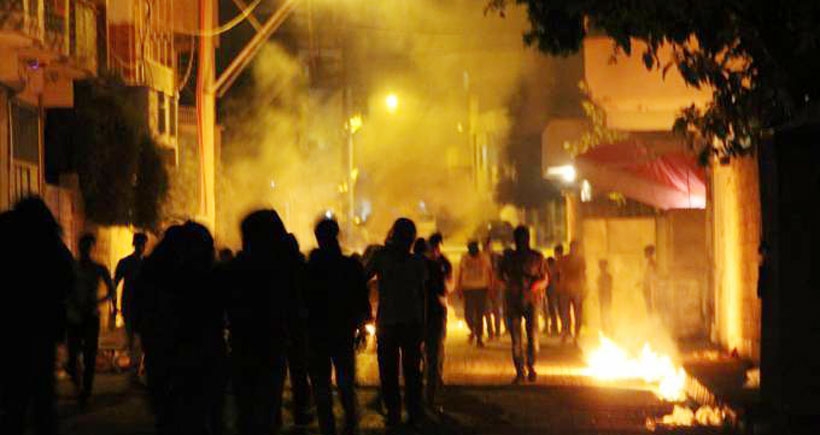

584,333,687,402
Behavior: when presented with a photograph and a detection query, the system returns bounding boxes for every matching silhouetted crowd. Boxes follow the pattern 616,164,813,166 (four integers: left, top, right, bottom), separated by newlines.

0,197,454,435
0,196,613,435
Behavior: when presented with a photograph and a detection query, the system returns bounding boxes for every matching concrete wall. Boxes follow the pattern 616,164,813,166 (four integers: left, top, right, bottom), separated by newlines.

710,156,762,361
582,217,656,334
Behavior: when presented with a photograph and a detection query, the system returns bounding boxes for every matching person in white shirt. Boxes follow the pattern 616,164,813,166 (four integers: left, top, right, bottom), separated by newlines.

457,241,493,347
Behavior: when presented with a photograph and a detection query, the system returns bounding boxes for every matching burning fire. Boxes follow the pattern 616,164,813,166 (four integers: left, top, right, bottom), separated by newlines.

584,333,687,402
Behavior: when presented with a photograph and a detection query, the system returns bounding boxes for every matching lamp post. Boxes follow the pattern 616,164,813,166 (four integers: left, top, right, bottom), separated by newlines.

347,114,362,230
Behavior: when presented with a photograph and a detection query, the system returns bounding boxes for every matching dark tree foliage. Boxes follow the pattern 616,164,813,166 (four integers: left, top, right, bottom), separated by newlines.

488,0,820,160
72,81,169,229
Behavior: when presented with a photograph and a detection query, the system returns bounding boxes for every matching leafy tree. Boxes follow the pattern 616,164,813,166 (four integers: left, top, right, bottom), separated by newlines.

487,0,820,160
71,80,169,229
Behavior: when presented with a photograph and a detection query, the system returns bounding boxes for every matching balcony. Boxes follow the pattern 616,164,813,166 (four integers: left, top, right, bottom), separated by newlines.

0,0,97,77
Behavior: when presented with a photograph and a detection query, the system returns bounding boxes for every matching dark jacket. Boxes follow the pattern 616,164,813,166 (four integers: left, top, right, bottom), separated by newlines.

305,246,371,343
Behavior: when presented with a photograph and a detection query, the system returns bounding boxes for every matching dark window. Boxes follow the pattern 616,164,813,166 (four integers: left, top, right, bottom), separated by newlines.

157,92,167,134
12,103,39,164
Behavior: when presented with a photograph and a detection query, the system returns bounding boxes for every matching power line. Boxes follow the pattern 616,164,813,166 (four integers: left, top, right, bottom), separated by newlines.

176,0,265,36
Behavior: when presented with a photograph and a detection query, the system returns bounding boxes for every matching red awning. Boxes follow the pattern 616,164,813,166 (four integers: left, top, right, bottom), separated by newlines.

575,133,706,210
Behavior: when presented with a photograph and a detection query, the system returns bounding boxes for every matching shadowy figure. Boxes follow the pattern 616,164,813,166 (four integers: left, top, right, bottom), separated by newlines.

0,197,74,435
225,210,298,435
559,240,587,345
67,233,115,403
544,245,563,336
414,235,450,409
482,238,502,340
642,244,657,315
114,232,148,375
305,218,371,435
282,233,314,428
425,233,451,402
598,259,613,335
218,248,234,264
457,240,491,347
135,222,226,435
500,226,546,384
367,218,427,427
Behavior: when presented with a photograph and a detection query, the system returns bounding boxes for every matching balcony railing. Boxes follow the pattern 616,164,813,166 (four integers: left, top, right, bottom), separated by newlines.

0,0,97,75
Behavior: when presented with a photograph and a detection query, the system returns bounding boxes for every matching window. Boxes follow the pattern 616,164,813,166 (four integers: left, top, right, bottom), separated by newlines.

157,91,167,135
12,102,39,164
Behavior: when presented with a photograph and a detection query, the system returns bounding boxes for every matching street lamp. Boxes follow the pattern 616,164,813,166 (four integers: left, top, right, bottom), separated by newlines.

385,93,399,113
347,115,362,232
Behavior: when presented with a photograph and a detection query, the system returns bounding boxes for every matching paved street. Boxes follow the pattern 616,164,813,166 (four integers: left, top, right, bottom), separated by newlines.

54,324,725,435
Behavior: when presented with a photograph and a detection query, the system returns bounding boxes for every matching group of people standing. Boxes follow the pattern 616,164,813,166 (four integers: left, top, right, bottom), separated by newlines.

0,196,461,435
455,228,589,383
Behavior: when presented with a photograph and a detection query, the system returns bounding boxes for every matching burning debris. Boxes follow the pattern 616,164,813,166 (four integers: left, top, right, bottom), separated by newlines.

646,404,730,431
583,333,687,402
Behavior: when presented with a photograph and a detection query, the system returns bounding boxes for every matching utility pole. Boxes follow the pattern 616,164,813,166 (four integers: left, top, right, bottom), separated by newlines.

195,0,300,230
197,0,217,229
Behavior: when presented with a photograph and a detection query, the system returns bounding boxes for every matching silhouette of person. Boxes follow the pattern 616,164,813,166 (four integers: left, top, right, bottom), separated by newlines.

500,226,546,383
482,238,502,340
544,245,563,336
225,210,297,435
598,259,613,335
367,218,427,427
414,235,450,409
305,218,371,435
281,233,314,428
457,240,491,347
135,222,226,435
642,245,657,314
218,248,234,264
114,232,148,375
0,197,74,435
66,233,115,403
559,240,587,345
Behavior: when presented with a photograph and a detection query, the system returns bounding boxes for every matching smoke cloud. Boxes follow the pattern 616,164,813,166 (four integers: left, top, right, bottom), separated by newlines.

218,1,536,250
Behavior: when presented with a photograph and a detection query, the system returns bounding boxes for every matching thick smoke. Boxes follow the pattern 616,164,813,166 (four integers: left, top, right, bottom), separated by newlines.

218,0,534,249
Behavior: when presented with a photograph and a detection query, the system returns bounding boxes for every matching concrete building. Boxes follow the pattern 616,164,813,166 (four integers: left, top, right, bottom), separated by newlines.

543,35,763,360
0,0,99,215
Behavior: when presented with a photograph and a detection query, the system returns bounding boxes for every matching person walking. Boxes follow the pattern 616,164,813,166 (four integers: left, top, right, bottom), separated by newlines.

457,241,492,347
543,245,563,336
482,238,504,340
305,218,371,435
560,241,587,346
135,222,227,435
224,210,297,435
0,197,74,435
414,235,450,408
500,226,546,384
281,233,314,428
482,238,502,340
114,232,148,376
67,233,115,404
367,218,427,428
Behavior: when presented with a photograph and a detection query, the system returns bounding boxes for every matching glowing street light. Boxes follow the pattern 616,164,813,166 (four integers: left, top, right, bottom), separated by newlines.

546,165,577,183
385,93,399,113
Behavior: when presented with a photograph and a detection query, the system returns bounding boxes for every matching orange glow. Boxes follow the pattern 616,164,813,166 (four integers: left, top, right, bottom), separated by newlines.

584,333,687,402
